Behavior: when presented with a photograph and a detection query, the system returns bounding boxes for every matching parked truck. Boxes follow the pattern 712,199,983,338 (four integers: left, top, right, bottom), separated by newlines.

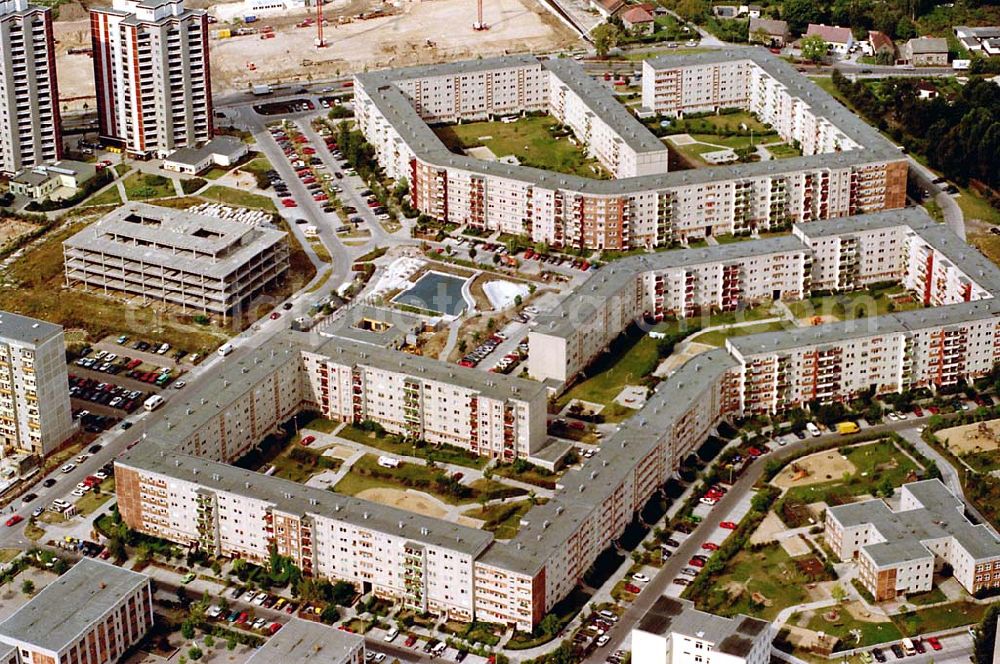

244,14,257,22
836,421,860,435
252,84,272,96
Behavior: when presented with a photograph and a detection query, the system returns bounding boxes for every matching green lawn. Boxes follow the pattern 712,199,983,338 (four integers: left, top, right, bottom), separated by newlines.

269,445,342,484
686,543,826,621
201,185,276,212
956,186,1000,226
766,143,802,159
786,286,922,321
333,454,521,505
433,116,608,179
463,500,537,539
74,479,115,516
689,320,788,347
240,156,274,177
781,439,922,505
905,586,948,606
671,111,771,134
689,133,781,150
554,327,661,416
336,424,486,469
124,172,174,200
84,186,122,207
807,607,902,648
892,601,989,636
202,166,232,180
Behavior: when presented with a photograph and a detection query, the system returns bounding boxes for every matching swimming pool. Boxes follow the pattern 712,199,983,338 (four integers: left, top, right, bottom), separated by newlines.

393,271,469,316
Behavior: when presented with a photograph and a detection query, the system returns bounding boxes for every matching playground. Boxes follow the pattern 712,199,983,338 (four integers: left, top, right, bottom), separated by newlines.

936,418,1000,454
771,450,857,490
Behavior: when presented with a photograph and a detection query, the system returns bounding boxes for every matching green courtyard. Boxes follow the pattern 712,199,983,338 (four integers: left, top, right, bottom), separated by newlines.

433,116,608,179
787,285,923,322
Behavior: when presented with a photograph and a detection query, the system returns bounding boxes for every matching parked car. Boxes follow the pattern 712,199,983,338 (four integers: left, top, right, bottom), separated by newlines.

720,521,737,530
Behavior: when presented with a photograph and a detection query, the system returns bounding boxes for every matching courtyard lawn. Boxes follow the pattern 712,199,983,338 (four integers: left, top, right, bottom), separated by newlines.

83,186,122,207
463,500,537,539
269,445,342,484
905,586,948,606
670,111,771,134
766,143,803,159
892,601,989,636
787,285,922,321
689,133,782,150
685,543,825,621
201,185,277,212
781,439,922,505
433,116,608,179
124,172,174,200
688,320,788,347
554,326,661,415
806,607,903,648
336,424,486,469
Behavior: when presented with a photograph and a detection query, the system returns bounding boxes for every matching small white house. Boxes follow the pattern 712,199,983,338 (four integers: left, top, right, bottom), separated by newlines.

162,136,250,175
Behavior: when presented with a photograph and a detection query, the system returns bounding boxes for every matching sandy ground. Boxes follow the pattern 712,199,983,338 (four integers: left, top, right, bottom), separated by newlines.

0,219,42,246
779,535,811,557
936,418,1000,454
843,600,890,623
750,511,786,545
796,314,838,327
356,487,449,519
771,450,857,490
321,444,356,460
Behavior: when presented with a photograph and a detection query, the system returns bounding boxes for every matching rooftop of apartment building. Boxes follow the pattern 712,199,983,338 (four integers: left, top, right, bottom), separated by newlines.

0,311,63,346
63,202,287,279
481,348,737,574
531,234,807,339
319,304,429,349
636,596,769,657
356,49,904,197
0,559,149,653
245,618,362,663
828,479,1000,566
0,0,43,18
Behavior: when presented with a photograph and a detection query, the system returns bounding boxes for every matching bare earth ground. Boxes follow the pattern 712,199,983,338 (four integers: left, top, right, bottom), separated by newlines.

750,511,787,545
320,444,356,460
843,600,890,623
54,0,575,106
0,219,41,246
355,487,449,519
936,418,1000,454
796,314,838,327
779,535,811,557
771,450,857,490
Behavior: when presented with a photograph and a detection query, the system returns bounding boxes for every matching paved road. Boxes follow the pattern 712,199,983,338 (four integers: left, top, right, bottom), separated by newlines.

905,156,966,240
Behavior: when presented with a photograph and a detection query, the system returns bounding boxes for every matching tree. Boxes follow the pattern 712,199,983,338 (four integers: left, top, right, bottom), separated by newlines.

20,579,34,596
973,603,998,664
181,621,196,640
188,646,203,661
226,636,237,651
878,477,895,498
468,247,477,260
106,536,126,563
831,584,847,603
539,613,561,636
592,23,623,58
673,0,707,22
782,0,823,35
800,35,829,63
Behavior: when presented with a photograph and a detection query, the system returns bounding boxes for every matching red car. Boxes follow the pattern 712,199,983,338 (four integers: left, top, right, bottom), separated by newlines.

302,147,316,154
269,622,282,635
926,636,941,651
912,405,924,417
624,583,641,594
300,435,315,446
689,558,705,567
404,635,417,647
720,521,737,530
269,312,281,320
701,542,719,551
236,612,249,624
927,405,940,414
282,200,297,208
5,515,22,527
747,447,763,457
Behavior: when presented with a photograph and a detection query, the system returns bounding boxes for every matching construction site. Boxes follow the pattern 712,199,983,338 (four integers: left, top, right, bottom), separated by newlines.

52,0,577,107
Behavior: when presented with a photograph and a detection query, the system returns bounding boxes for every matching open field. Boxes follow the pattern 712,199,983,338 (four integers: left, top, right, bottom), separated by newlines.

201,185,277,212
434,116,607,179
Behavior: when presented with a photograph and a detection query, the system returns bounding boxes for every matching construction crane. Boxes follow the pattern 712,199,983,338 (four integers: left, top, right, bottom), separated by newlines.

315,0,326,47
473,0,488,30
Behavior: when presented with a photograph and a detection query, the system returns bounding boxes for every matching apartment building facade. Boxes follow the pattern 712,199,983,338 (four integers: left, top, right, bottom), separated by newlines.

0,312,74,459
0,559,152,664
632,598,772,664
301,342,547,460
825,480,1000,600
63,203,289,320
90,0,212,157
356,50,907,252
0,0,60,176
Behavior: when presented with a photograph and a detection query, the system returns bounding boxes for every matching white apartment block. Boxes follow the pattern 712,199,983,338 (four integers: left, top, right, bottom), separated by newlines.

301,344,547,460
90,0,212,158
0,559,152,664
355,50,907,252
825,479,1000,600
0,0,60,176
529,236,811,383
632,597,772,664
0,312,74,459
63,203,290,320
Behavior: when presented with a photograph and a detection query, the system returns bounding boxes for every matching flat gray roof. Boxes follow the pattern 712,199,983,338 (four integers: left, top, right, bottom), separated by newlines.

0,311,63,345
0,559,148,653
165,136,247,166
829,479,1000,566
355,49,903,197
320,305,427,348
637,597,768,658
63,202,287,280
245,618,362,663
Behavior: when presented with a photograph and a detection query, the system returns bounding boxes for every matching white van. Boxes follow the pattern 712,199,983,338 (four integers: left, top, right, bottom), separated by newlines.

378,455,400,469
383,626,399,642
218,343,234,357
806,422,822,437
143,394,165,412
901,638,916,656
